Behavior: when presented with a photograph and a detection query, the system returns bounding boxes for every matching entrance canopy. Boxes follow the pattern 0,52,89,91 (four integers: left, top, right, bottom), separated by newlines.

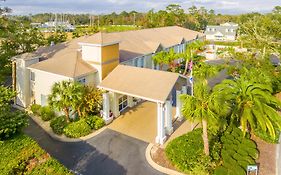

98,65,181,103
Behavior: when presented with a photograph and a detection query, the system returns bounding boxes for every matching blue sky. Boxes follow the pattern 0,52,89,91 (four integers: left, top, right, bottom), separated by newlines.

2,0,281,15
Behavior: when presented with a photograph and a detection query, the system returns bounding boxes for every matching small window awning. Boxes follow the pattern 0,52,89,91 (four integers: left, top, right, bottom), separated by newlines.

98,65,182,103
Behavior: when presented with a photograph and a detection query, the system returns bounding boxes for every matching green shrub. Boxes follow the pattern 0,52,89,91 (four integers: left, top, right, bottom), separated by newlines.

39,106,56,121
30,104,41,115
50,116,67,135
63,119,92,138
165,128,215,174
86,116,105,130
0,111,28,140
94,117,105,130
253,127,280,144
214,126,259,175
0,134,72,175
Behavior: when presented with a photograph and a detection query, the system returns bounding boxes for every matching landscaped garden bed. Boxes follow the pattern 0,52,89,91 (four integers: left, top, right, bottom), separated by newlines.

0,133,73,175
30,104,105,138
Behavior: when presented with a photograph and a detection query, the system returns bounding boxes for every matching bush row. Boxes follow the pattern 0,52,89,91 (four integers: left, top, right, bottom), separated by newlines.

50,115,105,138
30,104,105,138
30,104,56,121
165,128,217,174
214,127,259,175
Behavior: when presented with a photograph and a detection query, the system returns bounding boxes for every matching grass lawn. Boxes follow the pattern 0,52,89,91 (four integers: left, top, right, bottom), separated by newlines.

0,134,73,175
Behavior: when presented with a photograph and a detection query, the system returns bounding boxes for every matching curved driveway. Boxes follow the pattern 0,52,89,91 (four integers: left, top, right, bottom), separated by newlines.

24,119,163,175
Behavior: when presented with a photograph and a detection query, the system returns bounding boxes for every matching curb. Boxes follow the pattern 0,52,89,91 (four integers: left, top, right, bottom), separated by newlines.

145,143,186,175
30,115,82,143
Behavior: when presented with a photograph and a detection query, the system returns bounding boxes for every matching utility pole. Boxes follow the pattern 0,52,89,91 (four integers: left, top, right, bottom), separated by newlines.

133,13,136,26
98,15,100,28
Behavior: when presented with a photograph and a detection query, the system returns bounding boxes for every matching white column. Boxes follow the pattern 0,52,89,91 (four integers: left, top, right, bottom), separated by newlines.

103,92,112,124
112,93,120,117
182,86,187,94
156,103,166,145
165,100,173,135
175,90,183,121
128,96,134,107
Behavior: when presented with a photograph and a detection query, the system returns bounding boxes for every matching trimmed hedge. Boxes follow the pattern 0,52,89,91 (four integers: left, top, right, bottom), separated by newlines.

30,104,41,115
63,119,92,138
50,116,67,135
165,128,215,174
39,106,56,121
86,115,105,130
214,126,259,175
0,134,72,175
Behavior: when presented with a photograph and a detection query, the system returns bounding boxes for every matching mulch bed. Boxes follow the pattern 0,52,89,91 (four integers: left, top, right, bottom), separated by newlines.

252,135,277,175
151,145,178,171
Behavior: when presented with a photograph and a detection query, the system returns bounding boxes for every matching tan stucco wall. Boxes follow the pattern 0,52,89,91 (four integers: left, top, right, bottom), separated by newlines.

101,60,119,79
100,43,120,79
101,44,119,63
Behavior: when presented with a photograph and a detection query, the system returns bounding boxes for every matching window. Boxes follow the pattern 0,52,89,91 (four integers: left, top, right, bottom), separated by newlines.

78,77,86,84
30,71,35,81
118,95,128,112
41,94,47,106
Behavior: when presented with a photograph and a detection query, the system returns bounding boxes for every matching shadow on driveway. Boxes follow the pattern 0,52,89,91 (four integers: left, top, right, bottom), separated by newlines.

24,119,162,175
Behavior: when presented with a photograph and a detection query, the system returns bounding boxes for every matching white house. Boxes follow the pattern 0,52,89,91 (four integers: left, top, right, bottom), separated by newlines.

12,26,205,144
204,22,238,41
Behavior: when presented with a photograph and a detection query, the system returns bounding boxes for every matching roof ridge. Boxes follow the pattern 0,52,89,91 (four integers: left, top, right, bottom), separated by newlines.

73,51,80,77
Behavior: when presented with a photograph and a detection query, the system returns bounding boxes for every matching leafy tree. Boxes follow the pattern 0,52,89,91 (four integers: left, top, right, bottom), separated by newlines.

181,81,227,155
0,85,16,110
181,41,204,75
273,6,281,14
78,86,103,117
213,77,281,138
48,80,84,122
152,51,167,70
46,31,67,44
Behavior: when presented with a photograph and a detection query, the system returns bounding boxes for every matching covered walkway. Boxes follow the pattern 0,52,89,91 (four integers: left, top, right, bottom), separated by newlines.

108,101,176,143
98,65,189,144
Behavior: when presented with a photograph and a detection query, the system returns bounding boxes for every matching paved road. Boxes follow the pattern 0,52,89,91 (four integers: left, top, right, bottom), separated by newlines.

24,119,163,175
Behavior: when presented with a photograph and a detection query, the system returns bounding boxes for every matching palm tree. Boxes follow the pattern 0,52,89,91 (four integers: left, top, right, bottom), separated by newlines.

181,81,225,155
213,77,281,138
48,80,84,122
166,49,179,72
180,40,204,75
152,51,167,70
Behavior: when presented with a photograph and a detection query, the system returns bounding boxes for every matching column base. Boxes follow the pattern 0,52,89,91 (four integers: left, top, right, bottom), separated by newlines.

103,117,113,125
155,135,167,145
165,127,174,135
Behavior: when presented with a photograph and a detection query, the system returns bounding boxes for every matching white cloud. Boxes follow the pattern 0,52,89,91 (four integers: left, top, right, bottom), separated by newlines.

2,0,280,15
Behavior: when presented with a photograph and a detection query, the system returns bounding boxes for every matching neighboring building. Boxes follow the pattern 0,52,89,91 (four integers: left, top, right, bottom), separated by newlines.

12,26,204,144
204,22,238,41
33,21,76,32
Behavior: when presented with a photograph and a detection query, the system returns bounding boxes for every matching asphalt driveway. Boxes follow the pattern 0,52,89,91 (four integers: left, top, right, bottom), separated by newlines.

24,119,163,175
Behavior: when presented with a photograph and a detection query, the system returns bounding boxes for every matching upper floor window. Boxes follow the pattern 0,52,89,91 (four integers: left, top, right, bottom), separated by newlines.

30,72,35,81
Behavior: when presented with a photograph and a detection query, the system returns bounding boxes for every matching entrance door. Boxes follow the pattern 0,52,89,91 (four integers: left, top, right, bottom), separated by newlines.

119,95,128,112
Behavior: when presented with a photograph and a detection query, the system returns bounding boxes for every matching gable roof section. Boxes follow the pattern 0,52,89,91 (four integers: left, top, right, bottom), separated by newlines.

28,51,97,78
205,25,238,36
98,65,180,103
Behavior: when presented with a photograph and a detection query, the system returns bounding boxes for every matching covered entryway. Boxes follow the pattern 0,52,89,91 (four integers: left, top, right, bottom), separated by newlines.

98,65,189,145
108,101,176,143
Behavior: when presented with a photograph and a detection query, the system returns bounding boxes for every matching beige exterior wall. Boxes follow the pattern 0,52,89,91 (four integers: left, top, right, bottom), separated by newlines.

30,69,72,106
15,58,39,107
81,45,101,63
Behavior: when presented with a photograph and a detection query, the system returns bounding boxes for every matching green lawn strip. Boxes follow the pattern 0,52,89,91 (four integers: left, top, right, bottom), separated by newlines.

0,134,73,175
